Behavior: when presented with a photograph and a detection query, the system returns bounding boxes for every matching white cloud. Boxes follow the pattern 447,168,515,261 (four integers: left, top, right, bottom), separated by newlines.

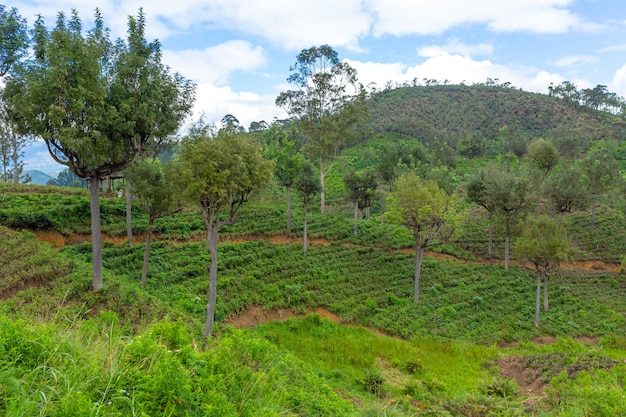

163,40,266,85
190,82,286,129
611,63,626,99
366,0,582,36
549,55,598,67
349,52,587,96
598,44,626,53
9,0,602,51
123,0,372,50
418,39,494,58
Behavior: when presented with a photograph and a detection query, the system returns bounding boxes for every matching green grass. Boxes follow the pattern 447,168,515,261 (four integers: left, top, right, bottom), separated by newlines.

0,314,354,416
3,185,626,416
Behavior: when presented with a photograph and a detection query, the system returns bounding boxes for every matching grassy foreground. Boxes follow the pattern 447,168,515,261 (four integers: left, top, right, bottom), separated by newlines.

2,185,626,415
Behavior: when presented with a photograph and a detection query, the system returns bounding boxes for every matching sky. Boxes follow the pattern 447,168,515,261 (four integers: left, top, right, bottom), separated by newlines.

8,0,626,176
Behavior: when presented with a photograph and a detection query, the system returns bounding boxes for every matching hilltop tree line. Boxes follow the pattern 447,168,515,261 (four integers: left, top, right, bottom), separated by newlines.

2,5,626,335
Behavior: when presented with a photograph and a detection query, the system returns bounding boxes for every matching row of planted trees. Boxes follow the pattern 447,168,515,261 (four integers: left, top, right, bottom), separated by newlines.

2,5,620,335
0,6,369,337
357,129,623,329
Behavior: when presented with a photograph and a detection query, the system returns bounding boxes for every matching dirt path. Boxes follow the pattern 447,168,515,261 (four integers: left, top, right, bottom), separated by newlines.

30,229,622,273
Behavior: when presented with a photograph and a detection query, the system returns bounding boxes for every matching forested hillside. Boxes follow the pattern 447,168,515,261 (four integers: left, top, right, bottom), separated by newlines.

364,84,626,156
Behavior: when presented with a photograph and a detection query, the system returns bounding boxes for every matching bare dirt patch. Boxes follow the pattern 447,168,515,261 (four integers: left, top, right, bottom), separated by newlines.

224,306,342,328
532,335,556,345
27,230,624,274
496,352,622,406
0,279,42,301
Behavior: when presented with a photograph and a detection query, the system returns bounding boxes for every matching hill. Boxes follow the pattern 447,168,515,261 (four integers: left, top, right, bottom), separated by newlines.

365,84,626,151
21,169,54,185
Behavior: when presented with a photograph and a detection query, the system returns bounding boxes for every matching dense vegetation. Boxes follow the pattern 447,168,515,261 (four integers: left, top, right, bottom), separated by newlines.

2,182,626,415
3,83,626,416
365,84,626,151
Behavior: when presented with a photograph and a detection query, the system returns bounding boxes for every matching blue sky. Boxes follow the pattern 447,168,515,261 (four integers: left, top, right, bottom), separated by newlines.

8,0,626,175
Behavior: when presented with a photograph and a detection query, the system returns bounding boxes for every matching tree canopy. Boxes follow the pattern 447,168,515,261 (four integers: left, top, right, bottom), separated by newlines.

386,173,458,303
0,5,28,76
514,214,572,327
178,121,273,336
276,44,368,213
3,9,195,290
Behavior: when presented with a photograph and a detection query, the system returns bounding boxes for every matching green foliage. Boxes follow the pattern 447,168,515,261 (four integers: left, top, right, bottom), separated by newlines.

514,214,573,275
3,184,626,416
386,173,458,248
0,316,353,416
276,45,368,212
0,5,29,76
526,138,559,179
178,121,273,215
0,226,71,294
5,10,195,180
366,84,626,151
126,157,180,221
544,161,589,214
294,160,321,205
583,146,620,197
362,368,385,396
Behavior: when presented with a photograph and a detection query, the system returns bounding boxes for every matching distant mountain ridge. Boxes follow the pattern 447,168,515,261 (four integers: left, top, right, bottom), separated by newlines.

22,170,54,185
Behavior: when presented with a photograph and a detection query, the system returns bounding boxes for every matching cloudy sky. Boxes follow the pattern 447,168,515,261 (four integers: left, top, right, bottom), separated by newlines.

10,0,626,175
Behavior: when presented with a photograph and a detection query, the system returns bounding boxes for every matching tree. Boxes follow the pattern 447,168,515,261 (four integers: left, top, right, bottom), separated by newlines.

125,135,180,249
178,121,272,336
386,173,458,303
514,214,572,327
4,10,195,290
0,96,32,183
377,140,430,186
526,138,559,180
125,158,181,288
263,122,303,233
526,138,559,212
294,160,321,256
544,162,589,214
498,125,528,172
0,5,28,77
583,147,619,234
276,45,367,214
468,162,531,270
457,132,486,179
50,168,85,187
343,169,377,236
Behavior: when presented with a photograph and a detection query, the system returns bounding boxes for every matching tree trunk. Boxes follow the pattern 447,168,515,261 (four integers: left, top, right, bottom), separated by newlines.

11,147,19,184
353,201,359,236
534,272,542,328
543,274,548,311
319,158,325,214
303,201,308,256
591,199,596,234
365,206,370,220
89,177,104,291
125,179,133,248
504,220,510,271
413,242,425,304
204,221,219,337
286,184,292,234
488,222,493,259
141,218,153,288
